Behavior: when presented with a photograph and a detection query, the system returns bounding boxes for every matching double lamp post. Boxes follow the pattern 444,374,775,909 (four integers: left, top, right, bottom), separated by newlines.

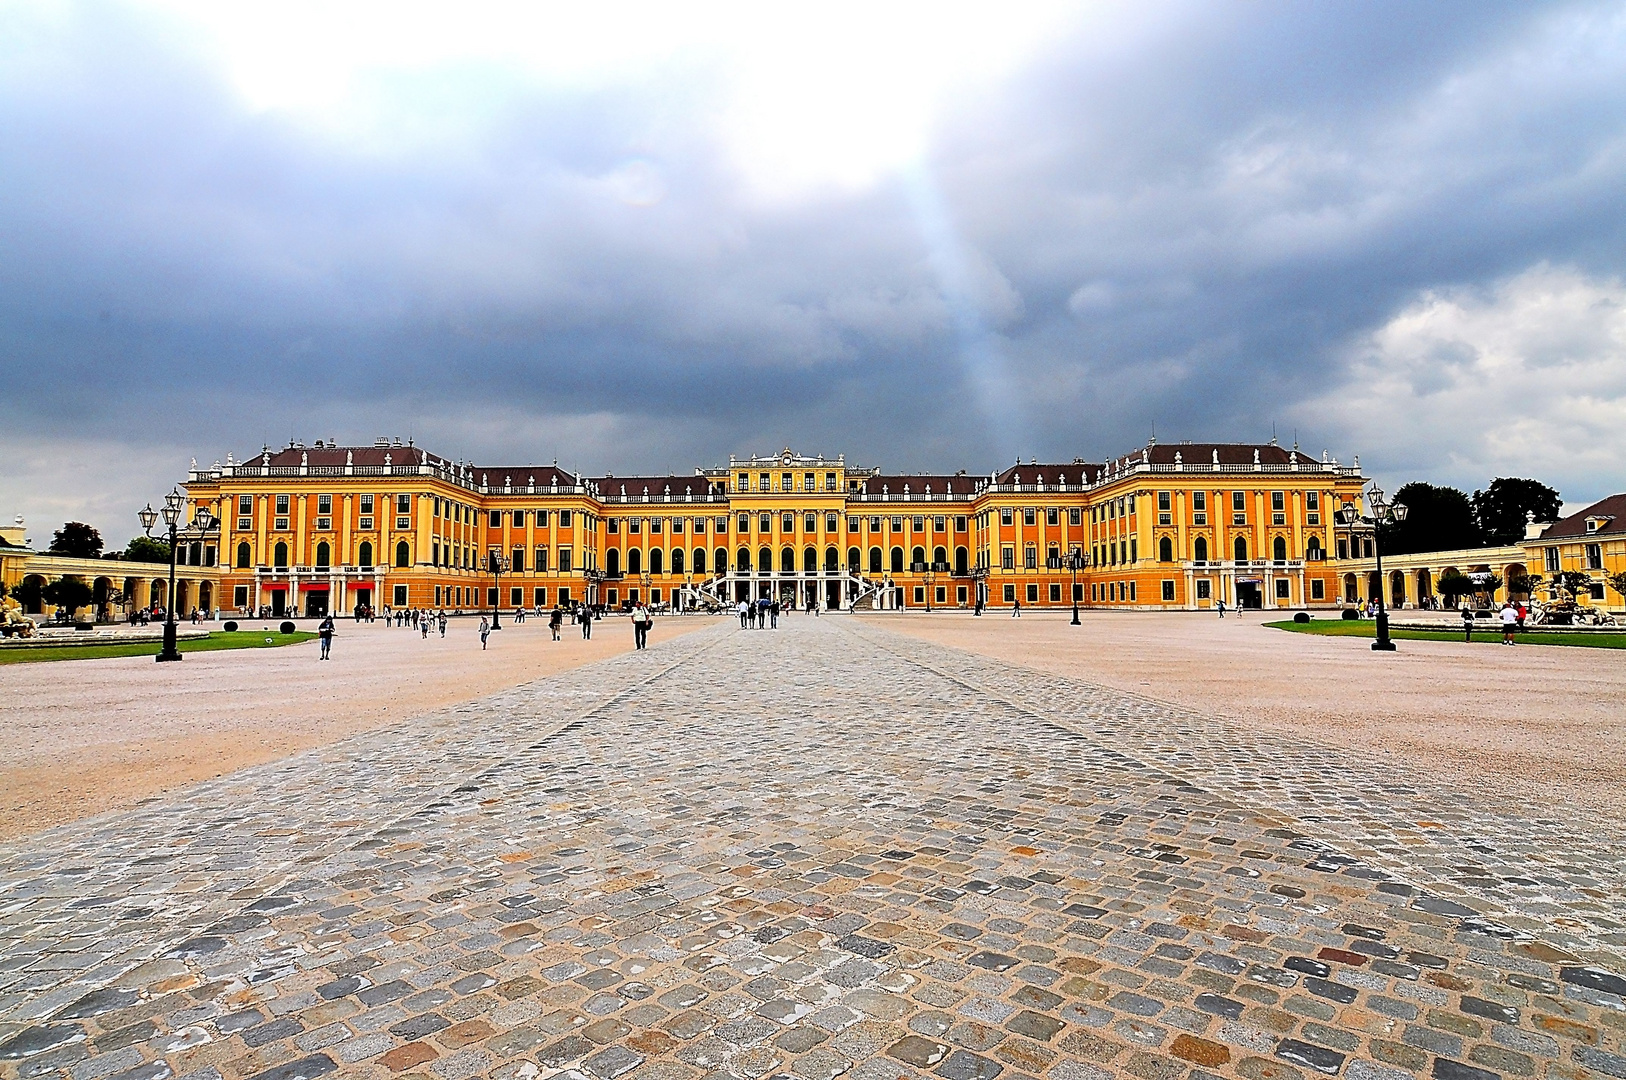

1337,485,1408,651
138,488,210,663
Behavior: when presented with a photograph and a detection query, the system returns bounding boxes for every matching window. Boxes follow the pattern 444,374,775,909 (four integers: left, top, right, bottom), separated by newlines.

1234,536,1248,563
1587,543,1603,570
313,541,330,569
1273,537,1288,562
1194,537,1208,563
828,513,840,532
1193,492,1207,526
1023,508,1036,526
782,472,793,492
534,587,546,607
1306,537,1323,561
511,547,525,572
533,509,547,528
1311,579,1325,600
393,584,408,607
759,472,771,491
1003,584,1015,603
535,547,548,572
1001,508,1013,525
1545,547,1559,572
1049,583,1061,602
650,549,664,574
1000,547,1013,570
893,547,906,573
849,517,860,533
957,586,968,605
276,494,290,515
1159,537,1173,562
737,548,751,572
628,549,642,575
1158,491,1171,511
737,472,749,491
1276,579,1291,600
1162,580,1175,601
1196,579,1211,600
396,494,411,514
1129,582,1136,601
235,542,251,568
558,510,572,527
692,549,706,574
1337,538,1349,560
1590,583,1605,600
760,513,772,532
871,516,882,531
955,547,968,575
1026,583,1038,603
847,547,860,572
629,518,641,534
956,516,968,531
673,518,685,534
608,518,620,534
558,548,572,572
1046,508,1059,526
1232,490,1246,525
671,549,685,574
789,513,800,532
713,548,726,573
1130,538,1137,562
1024,545,1037,569
558,587,571,604
804,472,816,492
487,510,503,527
650,518,662,534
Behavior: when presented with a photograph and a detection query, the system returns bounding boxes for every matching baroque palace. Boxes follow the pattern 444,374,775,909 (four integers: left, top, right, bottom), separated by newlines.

156,437,1379,617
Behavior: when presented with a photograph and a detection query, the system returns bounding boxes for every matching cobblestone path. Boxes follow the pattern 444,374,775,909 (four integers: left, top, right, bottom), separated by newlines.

3,619,1624,1080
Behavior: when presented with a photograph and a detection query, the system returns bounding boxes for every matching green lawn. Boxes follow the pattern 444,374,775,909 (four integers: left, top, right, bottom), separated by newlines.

0,630,318,665
1265,619,1626,649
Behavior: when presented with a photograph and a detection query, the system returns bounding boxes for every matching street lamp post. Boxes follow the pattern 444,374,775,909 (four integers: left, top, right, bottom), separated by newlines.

139,488,202,662
485,552,508,630
923,566,936,612
1338,486,1409,652
1068,548,1084,625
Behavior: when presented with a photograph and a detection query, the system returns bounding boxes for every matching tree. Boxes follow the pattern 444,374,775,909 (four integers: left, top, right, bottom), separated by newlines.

1379,483,1479,555
1472,478,1563,547
41,577,94,616
1437,571,1474,603
123,536,172,563
1608,571,1626,603
9,578,43,610
1555,571,1593,601
49,522,103,559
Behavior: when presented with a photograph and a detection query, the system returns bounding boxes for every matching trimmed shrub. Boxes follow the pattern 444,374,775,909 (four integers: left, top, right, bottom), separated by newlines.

279,621,296,634
223,620,238,632
1293,612,1310,623
1341,608,1359,620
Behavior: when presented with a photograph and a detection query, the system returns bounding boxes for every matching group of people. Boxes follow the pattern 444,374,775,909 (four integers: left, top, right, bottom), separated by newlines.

736,596,789,629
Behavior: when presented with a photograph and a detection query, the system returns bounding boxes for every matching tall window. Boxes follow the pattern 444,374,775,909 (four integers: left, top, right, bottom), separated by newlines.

274,541,289,568
395,540,410,567
692,548,705,574
512,547,525,572
535,547,548,572
1159,537,1173,562
236,542,251,568
650,549,663,574
714,548,726,573
557,548,572,572
628,549,642,574
1273,536,1288,562
357,541,373,568
1194,537,1208,563
671,549,684,574
892,547,905,573
315,542,330,568
1024,545,1036,569
870,547,883,573
1234,536,1248,563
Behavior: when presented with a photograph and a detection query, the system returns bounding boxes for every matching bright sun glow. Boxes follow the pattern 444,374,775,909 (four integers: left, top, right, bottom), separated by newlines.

137,0,1082,194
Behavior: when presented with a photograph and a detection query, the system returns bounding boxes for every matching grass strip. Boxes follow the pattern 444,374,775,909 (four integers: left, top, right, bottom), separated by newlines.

0,630,317,665
1265,620,1626,649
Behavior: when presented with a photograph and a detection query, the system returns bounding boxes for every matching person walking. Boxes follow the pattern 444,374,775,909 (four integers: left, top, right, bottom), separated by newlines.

1461,605,1473,642
769,598,780,629
580,605,593,639
1216,598,1226,618
479,616,490,650
549,605,562,641
438,611,447,637
737,599,749,629
1500,601,1518,645
1012,597,1021,618
318,613,335,660
632,602,650,649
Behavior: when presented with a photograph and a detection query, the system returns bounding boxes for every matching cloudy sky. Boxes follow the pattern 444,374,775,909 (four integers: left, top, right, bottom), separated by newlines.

3,0,1624,546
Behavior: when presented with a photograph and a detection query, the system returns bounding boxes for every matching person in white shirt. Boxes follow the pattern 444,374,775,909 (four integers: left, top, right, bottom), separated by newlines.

1500,601,1518,645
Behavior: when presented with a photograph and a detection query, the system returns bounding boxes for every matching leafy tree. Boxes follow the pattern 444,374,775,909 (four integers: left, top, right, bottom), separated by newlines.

1436,571,1474,602
49,522,103,558
1608,571,1626,602
41,577,93,615
9,578,43,609
123,536,172,563
1472,478,1563,546
1378,483,1479,555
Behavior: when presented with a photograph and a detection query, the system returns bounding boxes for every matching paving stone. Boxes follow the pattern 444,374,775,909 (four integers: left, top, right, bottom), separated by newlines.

2,619,1624,1080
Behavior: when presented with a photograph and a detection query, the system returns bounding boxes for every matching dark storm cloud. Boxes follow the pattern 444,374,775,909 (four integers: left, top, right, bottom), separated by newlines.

3,0,1625,542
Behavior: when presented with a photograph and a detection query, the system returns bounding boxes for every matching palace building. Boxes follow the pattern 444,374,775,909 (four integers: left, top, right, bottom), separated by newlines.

171,437,1373,617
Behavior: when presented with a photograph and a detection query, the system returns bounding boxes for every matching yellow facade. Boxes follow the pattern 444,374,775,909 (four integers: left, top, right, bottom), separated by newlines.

174,439,1376,615
1524,494,1626,612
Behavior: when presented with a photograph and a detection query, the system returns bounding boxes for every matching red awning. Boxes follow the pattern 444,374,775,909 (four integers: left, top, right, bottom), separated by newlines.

303,583,330,591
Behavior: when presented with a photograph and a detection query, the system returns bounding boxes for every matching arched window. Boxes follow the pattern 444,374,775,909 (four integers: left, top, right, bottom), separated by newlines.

274,541,289,568
1306,537,1322,561
825,546,838,571
783,547,797,573
803,547,817,572
315,541,330,569
910,546,925,571
1159,537,1173,562
692,548,705,574
870,547,883,573
628,549,642,575
189,542,203,565
847,547,860,572
1234,536,1248,563
649,548,663,575
891,547,904,573
955,547,968,575
1194,537,1208,563
932,546,946,569
358,541,373,568
737,548,751,572
236,542,251,569
606,549,620,576
714,548,727,574
758,547,771,573
671,548,685,574
395,540,410,567
1273,536,1288,563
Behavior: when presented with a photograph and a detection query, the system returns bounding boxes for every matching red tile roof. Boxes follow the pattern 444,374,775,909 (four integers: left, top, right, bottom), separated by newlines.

1537,494,1626,540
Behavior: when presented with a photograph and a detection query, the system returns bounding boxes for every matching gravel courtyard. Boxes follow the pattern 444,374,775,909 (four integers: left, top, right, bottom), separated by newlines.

0,617,1621,1080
